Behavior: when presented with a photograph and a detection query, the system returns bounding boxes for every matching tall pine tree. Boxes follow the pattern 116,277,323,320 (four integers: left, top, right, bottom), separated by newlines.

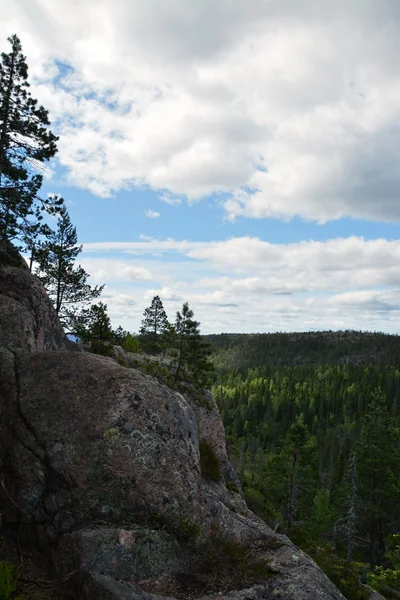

356,391,400,568
139,295,170,354
170,302,214,391
35,202,104,331
0,34,60,242
74,302,113,343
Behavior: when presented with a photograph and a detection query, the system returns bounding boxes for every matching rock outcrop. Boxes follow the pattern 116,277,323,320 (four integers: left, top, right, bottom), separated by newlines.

0,260,72,353
0,248,345,599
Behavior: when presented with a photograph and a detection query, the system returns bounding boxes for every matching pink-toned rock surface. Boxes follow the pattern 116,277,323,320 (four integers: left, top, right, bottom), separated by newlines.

0,249,344,599
0,265,70,352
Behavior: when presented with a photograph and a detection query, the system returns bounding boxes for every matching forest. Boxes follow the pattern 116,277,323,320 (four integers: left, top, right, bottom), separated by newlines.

208,332,400,599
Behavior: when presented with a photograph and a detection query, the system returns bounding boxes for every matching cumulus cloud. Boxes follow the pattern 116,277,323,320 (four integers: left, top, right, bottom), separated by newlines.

84,236,400,291
144,209,161,218
82,258,152,282
2,0,400,221
77,235,400,333
144,287,183,302
101,292,137,306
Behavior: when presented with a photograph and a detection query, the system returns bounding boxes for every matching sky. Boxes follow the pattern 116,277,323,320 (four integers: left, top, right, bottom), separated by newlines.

2,0,400,334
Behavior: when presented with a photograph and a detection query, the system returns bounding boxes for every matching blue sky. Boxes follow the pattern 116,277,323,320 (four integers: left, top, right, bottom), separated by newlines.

3,0,400,333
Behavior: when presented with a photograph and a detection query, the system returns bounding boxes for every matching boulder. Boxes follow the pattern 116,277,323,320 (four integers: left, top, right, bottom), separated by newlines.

0,266,72,352
0,255,345,599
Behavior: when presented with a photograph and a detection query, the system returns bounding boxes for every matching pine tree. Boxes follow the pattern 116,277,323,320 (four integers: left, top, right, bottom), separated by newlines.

284,415,310,530
0,34,59,242
20,218,52,272
139,295,170,354
170,302,214,391
122,333,141,353
356,391,400,568
112,326,129,346
346,453,357,562
35,202,104,331
74,302,113,342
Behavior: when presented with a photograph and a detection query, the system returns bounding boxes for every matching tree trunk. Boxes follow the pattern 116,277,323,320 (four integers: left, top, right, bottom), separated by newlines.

172,333,184,388
0,48,15,180
346,453,357,562
287,450,298,530
29,244,34,273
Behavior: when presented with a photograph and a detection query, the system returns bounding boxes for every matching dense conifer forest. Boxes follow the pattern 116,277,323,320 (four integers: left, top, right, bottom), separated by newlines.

208,331,400,598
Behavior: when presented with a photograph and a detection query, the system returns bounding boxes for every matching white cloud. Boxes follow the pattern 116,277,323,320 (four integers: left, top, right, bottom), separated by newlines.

144,287,183,302
3,1,400,221
82,258,152,282
101,292,137,306
77,235,400,333
83,235,400,291
159,193,182,206
329,289,400,312
144,209,161,218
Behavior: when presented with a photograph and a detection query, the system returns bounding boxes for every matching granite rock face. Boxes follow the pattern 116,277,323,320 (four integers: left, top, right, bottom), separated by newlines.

0,264,71,352
0,251,345,599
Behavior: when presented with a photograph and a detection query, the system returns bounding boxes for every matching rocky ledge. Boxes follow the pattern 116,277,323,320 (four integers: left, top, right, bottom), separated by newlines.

0,249,344,599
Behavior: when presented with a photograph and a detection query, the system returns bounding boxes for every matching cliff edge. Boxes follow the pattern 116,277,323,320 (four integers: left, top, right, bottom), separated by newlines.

0,247,344,599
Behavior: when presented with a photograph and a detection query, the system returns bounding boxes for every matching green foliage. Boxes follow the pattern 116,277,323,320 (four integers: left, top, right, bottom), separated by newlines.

132,300,214,396
310,547,368,600
169,302,215,392
35,203,104,330
89,340,114,357
122,333,141,353
211,334,400,591
139,357,171,385
244,487,268,516
206,330,400,372
386,534,400,570
0,34,59,244
174,517,201,543
199,440,221,481
139,295,170,354
356,391,400,567
226,480,240,493
75,302,113,342
367,566,400,594
112,326,129,345
309,489,336,541
176,524,273,596
0,561,24,600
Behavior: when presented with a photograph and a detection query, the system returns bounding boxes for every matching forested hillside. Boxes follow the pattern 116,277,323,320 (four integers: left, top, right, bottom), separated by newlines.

205,330,400,370
209,331,400,599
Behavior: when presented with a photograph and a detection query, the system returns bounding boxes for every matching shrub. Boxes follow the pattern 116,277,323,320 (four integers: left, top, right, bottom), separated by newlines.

367,566,400,595
199,440,221,481
310,546,368,600
141,358,171,385
122,334,141,353
244,487,266,514
173,516,202,543
226,480,239,493
386,533,400,569
90,340,113,357
174,524,273,596
0,561,24,600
